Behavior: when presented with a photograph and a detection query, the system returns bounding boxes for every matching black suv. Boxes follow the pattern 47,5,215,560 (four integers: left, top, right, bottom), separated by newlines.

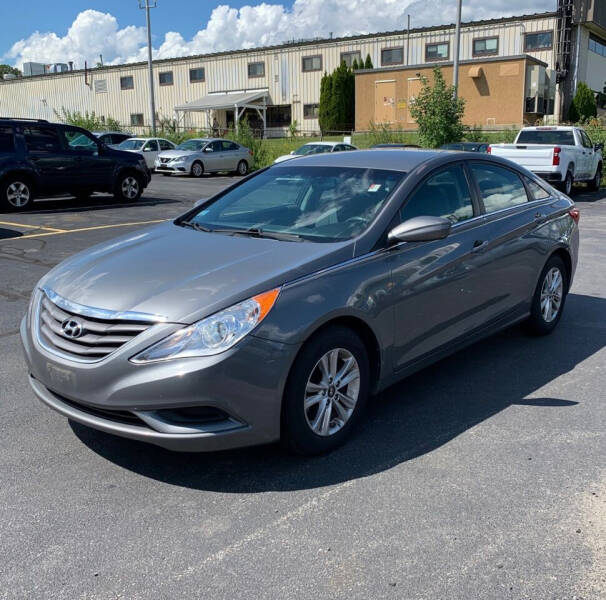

0,118,151,211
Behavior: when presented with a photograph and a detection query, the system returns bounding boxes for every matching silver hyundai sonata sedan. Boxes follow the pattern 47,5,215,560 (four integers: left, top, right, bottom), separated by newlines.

21,150,579,455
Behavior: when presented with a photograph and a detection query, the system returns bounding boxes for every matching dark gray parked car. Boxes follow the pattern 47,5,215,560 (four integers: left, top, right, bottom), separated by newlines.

21,150,579,455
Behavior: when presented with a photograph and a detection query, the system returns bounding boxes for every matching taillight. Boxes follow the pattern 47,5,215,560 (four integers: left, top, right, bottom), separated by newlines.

249,149,254,156
553,146,561,166
486,145,491,154
568,208,580,223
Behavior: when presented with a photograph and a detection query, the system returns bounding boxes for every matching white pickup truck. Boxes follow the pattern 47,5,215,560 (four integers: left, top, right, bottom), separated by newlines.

489,126,603,195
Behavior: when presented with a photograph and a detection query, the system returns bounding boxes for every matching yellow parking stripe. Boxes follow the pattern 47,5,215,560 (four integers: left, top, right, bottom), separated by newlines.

0,220,66,232
6,219,167,240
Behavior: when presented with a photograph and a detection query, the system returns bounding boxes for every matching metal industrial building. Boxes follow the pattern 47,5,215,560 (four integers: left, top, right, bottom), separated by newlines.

0,2,605,134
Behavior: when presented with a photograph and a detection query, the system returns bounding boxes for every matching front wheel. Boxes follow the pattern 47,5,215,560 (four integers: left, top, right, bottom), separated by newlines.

2,177,34,211
190,161,204,178
113,173,142,202
282,326,369,455
525,256,568,336
587,163,602,191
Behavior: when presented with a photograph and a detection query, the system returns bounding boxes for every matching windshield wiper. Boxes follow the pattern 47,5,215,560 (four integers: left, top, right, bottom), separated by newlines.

180,220,213,232
220,227,304,242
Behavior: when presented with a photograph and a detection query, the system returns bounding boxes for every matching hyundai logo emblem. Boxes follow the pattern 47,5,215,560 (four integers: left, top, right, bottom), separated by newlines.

61,317,84,339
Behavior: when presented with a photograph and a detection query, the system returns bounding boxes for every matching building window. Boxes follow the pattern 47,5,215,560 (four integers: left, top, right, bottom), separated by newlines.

340,51,362,67
120,76,134,90
303,104,319,119
94,79,107,93
266,105,292,127
248,62,265,78
425,42,449,61
524,31,553,51
302,55,322,72
159,71,173,86
381,47,403,66
130,113,144,127
473,37,498,56
189,67,205,83
589,34,606,57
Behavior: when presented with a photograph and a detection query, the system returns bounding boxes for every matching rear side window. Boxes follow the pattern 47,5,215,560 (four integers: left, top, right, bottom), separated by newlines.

470,163,529,212
525,177,551,200
516,129,575,145
0,126,15,153
23,126,61,153
222,141,239,151
400,164,474,224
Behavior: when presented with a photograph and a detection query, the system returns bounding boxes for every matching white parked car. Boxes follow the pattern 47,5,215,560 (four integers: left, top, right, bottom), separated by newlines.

489,126,603,195
274,141,358,164
115,137,176,169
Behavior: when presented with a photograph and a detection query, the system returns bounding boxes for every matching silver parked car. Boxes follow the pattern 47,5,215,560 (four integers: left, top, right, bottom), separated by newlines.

115,137,176,169
21,150,579,455
155,138,252,177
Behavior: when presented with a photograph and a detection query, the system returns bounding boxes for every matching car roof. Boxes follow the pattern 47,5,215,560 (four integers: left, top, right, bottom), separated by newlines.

273,148,448,171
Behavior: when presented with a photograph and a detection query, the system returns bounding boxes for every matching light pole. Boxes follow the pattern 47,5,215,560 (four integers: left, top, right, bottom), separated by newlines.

452,0,463,98
139,0,157,135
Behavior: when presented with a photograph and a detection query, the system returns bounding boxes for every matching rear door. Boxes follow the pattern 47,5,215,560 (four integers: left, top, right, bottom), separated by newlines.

389,162,499,370
22,124,73,192
467,161,550,316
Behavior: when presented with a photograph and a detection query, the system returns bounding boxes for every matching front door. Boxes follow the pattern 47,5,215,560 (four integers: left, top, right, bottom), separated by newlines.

389,163,497,370
204,140,227,171
141,139,159,168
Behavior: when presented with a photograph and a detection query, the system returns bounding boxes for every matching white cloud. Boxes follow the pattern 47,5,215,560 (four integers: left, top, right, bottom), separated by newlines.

4,1,555,68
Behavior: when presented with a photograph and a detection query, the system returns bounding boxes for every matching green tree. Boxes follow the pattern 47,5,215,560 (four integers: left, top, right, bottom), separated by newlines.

364,54,373,69
352,58,359,70
0,64,21,78
318,62,355,132
53,107,123,132
568,82,597,122
408,67,466,148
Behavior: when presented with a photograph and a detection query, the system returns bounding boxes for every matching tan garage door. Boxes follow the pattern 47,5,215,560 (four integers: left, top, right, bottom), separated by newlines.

375,80,396,124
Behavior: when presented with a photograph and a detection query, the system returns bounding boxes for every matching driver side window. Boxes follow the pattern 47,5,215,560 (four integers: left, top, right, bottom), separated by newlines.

62,127,99,153
400,164,474,224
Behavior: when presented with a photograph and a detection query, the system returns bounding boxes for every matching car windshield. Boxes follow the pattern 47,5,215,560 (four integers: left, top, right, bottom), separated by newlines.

516,130,576,145
294,144,333,156
182,166,406,242
118,139,145,150
176,139,208,151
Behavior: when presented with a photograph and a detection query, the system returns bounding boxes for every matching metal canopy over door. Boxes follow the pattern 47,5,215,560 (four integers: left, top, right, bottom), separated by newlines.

374,80,396,124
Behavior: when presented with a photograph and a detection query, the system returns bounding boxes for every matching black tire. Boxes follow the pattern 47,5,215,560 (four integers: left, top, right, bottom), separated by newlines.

525,255,568,336
190,161,204,178
237,160,249,176
587,163,602,191
281,326,370,455
1,176,34,212
113,172,143,202
558,170,574,196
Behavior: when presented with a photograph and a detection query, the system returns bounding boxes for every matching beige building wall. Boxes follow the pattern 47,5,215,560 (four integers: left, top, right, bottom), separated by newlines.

355,57,531,130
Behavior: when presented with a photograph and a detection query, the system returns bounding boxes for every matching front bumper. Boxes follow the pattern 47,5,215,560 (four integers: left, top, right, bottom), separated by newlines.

155,161,190,175
21,313,299,452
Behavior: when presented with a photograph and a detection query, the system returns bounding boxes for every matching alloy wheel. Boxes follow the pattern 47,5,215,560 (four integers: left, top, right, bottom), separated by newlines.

7,181,30,208
304,348,360,437
540,267,563,323
121,176,139,199
192,163,203,177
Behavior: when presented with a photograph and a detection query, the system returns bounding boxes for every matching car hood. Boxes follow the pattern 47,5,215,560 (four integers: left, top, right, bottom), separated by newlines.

39,222,353,324
157,149,198,159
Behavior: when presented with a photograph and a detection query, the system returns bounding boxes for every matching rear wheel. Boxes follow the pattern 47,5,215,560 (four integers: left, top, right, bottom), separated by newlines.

525,256,568,336
237,160,249,176
282,326,369,455
190,161,204,178
2,177,34,211
588,163,602,191
113,172,142,202
558,170,573,196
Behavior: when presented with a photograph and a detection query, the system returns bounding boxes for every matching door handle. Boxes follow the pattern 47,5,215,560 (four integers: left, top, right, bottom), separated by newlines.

534,211,546,221
472,239,487,252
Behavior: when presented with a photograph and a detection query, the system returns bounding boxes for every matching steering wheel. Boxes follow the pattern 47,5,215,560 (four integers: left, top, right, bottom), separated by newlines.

344,216,367,229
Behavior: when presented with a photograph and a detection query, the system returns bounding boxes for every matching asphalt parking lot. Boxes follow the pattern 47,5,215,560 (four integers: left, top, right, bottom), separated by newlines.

1,174,605,599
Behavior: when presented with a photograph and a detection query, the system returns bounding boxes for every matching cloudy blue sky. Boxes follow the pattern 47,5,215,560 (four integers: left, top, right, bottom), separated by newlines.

1,0,555,69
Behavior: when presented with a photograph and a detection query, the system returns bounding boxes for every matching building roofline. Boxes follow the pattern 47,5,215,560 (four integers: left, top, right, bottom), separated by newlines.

355,53,548,75
1,11,556,85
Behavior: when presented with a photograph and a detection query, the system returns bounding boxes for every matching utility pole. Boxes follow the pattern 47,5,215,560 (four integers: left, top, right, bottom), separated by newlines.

406,14,411,65
139,0,157,135
452,0,463,98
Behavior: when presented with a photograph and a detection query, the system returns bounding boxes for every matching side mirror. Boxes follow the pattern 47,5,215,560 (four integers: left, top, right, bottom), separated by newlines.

594,143,604,152
204,147,213,152
143,147,152,152
290,150,295,155
194,197,207,208
388,216,452,244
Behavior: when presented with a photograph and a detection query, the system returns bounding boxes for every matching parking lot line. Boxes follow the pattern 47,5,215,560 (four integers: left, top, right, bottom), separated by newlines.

0,220,66,232
0,219,167,241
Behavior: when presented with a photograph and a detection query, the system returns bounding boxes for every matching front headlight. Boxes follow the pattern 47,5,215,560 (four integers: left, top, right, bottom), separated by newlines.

170,156,186,163
130,288,280,363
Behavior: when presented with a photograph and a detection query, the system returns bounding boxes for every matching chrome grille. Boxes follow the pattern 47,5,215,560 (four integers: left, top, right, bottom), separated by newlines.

37,290,158,361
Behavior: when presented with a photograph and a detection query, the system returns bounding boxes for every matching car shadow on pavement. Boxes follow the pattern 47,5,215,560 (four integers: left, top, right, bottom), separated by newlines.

25,195,182,215
71,292,606,492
